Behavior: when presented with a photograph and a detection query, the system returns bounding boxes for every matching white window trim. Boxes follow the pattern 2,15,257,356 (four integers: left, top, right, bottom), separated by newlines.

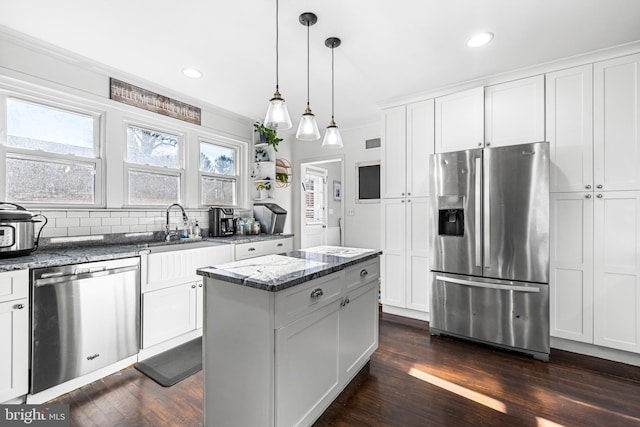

0,92,105,208
198,136,247,208
304,166,328,225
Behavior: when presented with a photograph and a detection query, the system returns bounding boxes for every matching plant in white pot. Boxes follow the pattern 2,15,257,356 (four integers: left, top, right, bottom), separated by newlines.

256,178,272,199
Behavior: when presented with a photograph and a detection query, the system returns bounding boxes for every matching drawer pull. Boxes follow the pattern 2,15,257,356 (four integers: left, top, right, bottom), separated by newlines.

310,288,324,299
198,283,203,288
341,296,350,307
15,304,25,310
277,243,283,247
191,284,197,289
360,269,369,278
248,247,256,252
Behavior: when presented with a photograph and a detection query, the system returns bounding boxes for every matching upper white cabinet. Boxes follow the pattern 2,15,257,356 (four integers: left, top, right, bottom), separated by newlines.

594,53,640,191
485,75,545,148
435,87,484,153
546,65,594,192
381,100,434,198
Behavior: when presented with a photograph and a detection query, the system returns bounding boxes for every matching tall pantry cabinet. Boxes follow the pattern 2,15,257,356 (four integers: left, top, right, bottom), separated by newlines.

548,54,640,354
380,100,434,319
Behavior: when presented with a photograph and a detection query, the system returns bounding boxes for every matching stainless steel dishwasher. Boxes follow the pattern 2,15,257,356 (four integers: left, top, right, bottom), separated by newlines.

30,257,140,394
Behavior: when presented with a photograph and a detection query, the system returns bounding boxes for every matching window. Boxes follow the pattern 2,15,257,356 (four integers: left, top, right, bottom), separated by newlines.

125,124,183,206
199,140,239,206
303,169,326,224
3,97,102,205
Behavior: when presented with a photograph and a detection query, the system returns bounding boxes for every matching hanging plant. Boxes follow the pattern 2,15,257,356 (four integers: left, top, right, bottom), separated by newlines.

254,122,283,152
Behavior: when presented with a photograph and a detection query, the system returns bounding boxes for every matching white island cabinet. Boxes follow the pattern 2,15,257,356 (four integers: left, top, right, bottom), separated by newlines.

197,248,380,427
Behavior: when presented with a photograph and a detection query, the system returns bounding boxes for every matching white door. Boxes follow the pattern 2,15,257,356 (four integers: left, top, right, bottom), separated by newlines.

142,283,197,348
435,87,484,153
381,105,407,198
381,198,406,307
0,298,28,403
549,192,594,343
546,65,594,193
407,100,435,197
593,191,640,353
406,197,431,312
301,165,328,249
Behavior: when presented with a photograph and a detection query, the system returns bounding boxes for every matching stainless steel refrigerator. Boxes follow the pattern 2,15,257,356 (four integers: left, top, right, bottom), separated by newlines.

429,141,550,360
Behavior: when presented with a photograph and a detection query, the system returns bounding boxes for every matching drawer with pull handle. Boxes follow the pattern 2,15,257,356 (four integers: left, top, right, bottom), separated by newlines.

275,272,343,328
344,259,380,291
234,238,293,261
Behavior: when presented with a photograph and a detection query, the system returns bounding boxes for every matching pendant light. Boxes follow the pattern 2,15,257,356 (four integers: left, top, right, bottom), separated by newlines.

264,0,292,130
295,12,321,141
322,37,343,149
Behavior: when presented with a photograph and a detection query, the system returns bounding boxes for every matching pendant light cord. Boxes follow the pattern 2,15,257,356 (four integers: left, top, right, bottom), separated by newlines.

306,21,310,106
275,0,280,90
331,45,335,121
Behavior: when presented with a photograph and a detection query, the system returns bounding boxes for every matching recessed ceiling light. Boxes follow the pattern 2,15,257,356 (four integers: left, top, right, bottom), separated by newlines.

182,68,203,79
466,32,494,48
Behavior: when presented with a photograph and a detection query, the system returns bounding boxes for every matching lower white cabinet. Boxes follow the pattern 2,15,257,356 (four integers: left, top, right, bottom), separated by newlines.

0,269,29,403
551,191,640,354
381,198,431,316
234,237,293,261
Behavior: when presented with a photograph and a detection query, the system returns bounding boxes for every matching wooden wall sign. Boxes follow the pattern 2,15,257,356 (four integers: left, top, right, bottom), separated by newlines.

109,78,201,125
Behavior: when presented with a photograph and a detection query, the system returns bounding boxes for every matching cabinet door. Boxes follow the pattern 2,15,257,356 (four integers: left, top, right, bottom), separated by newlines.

142,283,197,348
550,193,594,343
435,87,484,153
406,197,430,312
593,191,640,353
594,53,640,191
0,298,28,403
276,301,340,427
381,199,406,307
407,99,435,197
546,65,594,192
340,282,378,382
381,106,407,198
485,75,545,148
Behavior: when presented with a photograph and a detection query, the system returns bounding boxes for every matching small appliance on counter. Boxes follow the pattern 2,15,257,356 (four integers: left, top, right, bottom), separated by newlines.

209,207,235,237
253,203,287,234
0,202,48,258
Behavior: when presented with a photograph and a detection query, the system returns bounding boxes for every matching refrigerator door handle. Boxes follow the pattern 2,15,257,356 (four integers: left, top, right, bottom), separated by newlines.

483,154,491,268
474,156,482,267
435,276,541,293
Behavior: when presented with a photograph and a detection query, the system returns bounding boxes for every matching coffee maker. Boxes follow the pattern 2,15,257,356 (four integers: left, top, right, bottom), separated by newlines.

209,207,235,237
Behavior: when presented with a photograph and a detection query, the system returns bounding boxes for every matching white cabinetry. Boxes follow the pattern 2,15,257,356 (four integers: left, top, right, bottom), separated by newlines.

234,237,293,261
203,258,380,427
381,198,431,317
381,100,434,198
594,53,640,191
435,87,484,153
485,75,545,148
141,245,231,352
0,269,28,403
546,65,594,192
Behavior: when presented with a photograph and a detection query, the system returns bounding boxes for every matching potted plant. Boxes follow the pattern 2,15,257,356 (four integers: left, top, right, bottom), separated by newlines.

253,122,283,152
256,177,272,199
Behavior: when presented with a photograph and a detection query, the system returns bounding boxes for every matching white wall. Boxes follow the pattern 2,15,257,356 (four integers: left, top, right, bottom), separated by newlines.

290,122,381,250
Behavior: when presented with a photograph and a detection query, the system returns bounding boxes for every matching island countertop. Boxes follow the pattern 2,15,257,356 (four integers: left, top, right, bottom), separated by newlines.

196,246,382,292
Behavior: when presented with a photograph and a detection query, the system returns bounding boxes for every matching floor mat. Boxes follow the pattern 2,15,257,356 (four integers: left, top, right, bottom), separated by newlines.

135,337,202,387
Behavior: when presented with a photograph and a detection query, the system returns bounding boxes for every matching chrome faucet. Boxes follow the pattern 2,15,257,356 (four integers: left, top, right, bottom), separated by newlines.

165,203,189,241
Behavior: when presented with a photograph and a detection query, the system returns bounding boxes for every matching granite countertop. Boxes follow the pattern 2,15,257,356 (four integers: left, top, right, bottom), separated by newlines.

197,246,382,292
0,234,294,272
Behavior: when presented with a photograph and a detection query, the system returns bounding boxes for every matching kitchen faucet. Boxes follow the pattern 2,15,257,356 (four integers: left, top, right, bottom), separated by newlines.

165,203,189,241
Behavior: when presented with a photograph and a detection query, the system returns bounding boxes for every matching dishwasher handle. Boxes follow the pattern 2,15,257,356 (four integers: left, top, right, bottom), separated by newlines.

435,275,541,293
35,265,139,286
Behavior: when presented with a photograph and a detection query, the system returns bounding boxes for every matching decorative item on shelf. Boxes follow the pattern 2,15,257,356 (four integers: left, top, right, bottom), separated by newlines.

322,37,344,149
256,178,272,199
296,12,321,141
264,0,292,130
255,147,270,162
254,122,283,152
275,158,292,187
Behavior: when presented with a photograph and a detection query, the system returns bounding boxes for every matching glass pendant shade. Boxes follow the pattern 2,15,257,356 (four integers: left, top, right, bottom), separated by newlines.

264,90,292,130
296,110,321,141
321,122,343,148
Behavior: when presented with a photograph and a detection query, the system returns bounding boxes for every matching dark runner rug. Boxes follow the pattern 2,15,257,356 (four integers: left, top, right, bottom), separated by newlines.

135,337,202,387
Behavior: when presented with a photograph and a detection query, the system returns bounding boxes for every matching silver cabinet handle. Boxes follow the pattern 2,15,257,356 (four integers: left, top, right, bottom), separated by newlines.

191,284,197,288
248,247,256,251
478,142,483,146
407,199,411,203
407,192,411,196
310,288,324,299
586,184,592,189
585,194,592,199
401,200,405,203
597,184,603,189
277,243,283,247
401,192,405,196
597,194,603,198
15,304,25,310
341,296,351,307
486,142,491,146
198,283,203,288
360,269,368,278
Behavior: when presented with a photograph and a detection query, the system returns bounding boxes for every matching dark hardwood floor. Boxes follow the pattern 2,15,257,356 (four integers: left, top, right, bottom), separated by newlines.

53,312,640,426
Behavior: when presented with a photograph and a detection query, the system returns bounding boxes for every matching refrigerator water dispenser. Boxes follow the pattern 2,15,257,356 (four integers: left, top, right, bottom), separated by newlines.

438,209,464,236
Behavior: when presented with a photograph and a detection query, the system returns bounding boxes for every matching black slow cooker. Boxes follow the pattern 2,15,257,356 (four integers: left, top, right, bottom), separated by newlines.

0,203,48,257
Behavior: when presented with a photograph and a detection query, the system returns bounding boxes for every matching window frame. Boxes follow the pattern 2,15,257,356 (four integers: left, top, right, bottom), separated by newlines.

198,136,246,208
122,120,185,208
0,93,104,208
303,167,328,225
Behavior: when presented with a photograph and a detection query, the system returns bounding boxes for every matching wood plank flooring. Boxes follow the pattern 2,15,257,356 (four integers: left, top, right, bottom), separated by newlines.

52,312,640,426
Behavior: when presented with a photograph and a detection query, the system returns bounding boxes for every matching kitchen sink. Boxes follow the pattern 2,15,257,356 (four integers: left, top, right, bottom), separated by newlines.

137,239,223,254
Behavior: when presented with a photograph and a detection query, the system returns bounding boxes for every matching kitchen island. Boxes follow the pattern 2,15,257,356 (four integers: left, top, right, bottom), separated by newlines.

197,246,381,427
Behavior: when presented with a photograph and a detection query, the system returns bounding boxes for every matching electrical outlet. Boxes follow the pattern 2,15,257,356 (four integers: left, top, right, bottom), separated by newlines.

328,208,334,215
347,208,355,216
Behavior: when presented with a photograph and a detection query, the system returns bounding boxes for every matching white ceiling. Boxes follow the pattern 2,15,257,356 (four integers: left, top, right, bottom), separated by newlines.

2,0,640,132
